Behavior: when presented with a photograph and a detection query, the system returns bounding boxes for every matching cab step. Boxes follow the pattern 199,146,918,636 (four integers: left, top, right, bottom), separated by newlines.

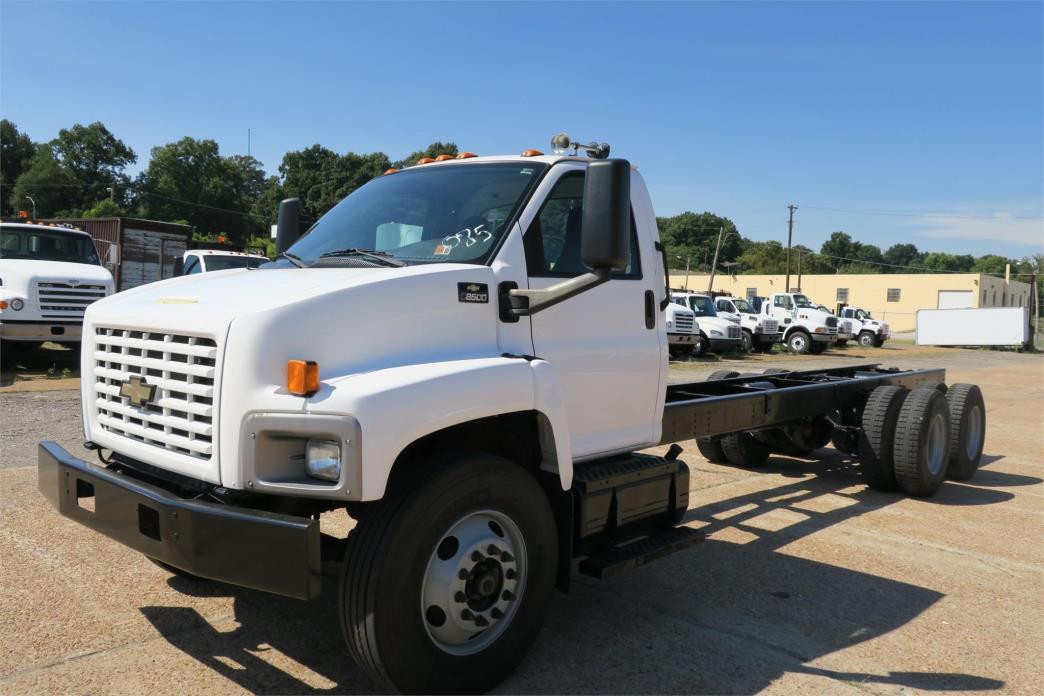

578,526,704,579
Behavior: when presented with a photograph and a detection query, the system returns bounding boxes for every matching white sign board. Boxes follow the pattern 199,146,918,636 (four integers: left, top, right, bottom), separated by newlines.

917,307,1029,346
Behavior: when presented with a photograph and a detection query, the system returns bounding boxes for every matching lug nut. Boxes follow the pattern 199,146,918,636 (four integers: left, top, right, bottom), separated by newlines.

454,591,466,603
490,608,503,619
502,590,515,601
505,568,517,580
487,544,499,555
474,615,489,627
471,550,483,562
500,551,514,563
461,609,474,621
458,569,469,580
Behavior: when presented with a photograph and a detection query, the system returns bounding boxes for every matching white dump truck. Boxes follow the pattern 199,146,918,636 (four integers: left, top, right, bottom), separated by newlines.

713,294,782,352
1,221,114,352
762,292,839,354
670,292,743,356
839,305,891,347
665,301,699,357
179,249,269,274
38,141,987,693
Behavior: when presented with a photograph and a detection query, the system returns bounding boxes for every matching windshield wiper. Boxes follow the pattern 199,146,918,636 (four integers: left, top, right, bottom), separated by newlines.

277,251,306,268
318,248,405,267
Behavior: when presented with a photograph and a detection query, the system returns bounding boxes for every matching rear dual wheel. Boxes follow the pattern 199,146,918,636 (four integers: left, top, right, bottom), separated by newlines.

697,370,740,463
892,388,951,497
945,384,986,480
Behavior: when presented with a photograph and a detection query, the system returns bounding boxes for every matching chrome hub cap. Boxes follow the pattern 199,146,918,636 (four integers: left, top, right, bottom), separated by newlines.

421,510,526,655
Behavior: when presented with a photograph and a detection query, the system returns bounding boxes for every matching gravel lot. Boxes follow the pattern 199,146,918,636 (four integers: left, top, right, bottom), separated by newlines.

1,344,1042,694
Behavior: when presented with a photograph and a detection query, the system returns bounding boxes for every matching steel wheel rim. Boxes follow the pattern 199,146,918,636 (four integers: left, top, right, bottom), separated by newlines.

965,404,983,460
926,412,947,475
860,333,874,346
792,335,806,351
421,509,526,656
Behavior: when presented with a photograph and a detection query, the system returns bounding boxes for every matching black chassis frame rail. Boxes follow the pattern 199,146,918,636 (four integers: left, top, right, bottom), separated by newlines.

660,364,945,445
37,441,321,600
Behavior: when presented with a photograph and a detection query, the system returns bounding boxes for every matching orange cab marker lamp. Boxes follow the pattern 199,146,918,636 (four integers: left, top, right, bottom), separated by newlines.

287,359,320,397
384,168,398,175
520,149,543,157
417,157,436,165
0,301,7,310
456,152,477,159
434,154,454,161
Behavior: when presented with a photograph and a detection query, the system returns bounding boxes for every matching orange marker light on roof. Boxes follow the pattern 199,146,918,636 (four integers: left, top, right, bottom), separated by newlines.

417,157,436,165
456,152,477,159
287,359,320,397
434,154,454,161
384,168,398,175
520,149,543,157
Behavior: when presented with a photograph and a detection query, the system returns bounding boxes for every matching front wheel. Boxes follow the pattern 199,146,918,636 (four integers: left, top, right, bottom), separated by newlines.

340,454,558,693
786,331,811,355
739,330,753,353
858,331,877,348
693,335,709,358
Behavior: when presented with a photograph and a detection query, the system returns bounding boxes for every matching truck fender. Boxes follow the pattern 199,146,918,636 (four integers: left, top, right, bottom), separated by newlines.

529,358,574,490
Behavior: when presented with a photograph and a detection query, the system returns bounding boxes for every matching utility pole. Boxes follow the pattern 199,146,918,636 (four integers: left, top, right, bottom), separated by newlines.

684,256,690,290
109,181,116,201
796,249,803,291
785,204,797,292
247,128,251,157
707,226,724,293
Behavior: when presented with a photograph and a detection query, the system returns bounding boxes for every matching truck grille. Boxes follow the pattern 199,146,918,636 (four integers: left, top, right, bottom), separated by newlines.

842,320,853,334
825,316,838,328
762,318,778,334
726,325,741,339
35,281,107,318
92,327,217,460
674,314,694,333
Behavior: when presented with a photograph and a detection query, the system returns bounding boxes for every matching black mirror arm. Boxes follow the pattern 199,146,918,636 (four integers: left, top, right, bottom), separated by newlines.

508,267,612,316
655,241,671,310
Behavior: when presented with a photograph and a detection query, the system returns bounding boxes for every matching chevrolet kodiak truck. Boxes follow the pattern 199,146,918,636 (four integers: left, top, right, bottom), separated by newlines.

38,141,988,694
1,221,114,355
839,305,891,347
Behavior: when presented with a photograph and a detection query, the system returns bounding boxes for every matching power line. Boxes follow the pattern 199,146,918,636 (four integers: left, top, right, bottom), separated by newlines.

800,204,1044,221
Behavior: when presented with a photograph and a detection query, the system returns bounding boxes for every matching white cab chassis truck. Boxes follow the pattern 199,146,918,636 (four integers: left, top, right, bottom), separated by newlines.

714,294,782,352
763,292,839,355
1,222,114,351
38,148,988,693
670,292,742,356
839,305,891,347
179,249,269,274
665,301,699,357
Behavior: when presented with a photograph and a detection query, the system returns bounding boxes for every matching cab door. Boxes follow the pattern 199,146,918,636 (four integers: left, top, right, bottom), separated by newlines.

520,165,662,459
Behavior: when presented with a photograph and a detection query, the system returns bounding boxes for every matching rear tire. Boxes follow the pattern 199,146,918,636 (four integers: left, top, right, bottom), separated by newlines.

339,454,557,694
696,438,728,463
858,386,908,491
944,384,986,481
786,330,811,355
721,432,770,468
893,388,951,497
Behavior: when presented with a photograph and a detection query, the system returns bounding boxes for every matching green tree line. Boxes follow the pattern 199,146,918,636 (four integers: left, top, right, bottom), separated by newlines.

2,119,1039,281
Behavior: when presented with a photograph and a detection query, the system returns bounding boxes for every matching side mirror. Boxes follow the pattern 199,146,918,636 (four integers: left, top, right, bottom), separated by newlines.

276,198,302,254
581,159,630,270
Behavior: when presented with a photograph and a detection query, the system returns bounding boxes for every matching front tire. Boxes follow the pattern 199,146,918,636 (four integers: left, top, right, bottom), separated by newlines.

739,330,753,353
340,454,558,693
858,331,876,348
693,334,709,358
786,330,811,355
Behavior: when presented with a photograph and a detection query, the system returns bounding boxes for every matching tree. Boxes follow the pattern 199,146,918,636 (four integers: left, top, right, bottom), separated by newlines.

49,122,136,210
657,212,743,272
135,137,261,243
971,254,1013,275
883,243,923,272
81,198,126,218
392,142,458,169
1,120,36,216
8,145,79,217
736,240,787,273
921,252,975,273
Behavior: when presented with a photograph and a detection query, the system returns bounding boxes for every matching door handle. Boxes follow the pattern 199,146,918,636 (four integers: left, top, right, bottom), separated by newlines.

644,290,655,329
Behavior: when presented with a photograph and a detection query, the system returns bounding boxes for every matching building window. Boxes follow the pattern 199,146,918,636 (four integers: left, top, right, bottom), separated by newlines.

746,287,757,300
887,288,901,302
836,288,849,302
982,289,987,305
789,287,801,293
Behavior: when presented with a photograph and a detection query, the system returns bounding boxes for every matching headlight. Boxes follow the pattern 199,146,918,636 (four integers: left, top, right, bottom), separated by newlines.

710,330,723,337
10,298,24,311
305,439,341,482
666,320,673,329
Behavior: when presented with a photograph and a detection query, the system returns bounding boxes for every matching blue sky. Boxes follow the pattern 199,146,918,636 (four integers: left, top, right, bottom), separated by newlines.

2,1,1042,258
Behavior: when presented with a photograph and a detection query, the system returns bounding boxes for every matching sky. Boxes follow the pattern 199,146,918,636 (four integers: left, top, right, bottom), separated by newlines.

2,1,1042,259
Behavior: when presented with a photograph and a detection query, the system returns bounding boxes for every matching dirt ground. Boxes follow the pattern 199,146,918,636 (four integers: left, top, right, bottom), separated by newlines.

1,343,1042,694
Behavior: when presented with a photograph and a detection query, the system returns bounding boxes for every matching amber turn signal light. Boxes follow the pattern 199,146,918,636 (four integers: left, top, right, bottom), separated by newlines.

384,168,398,175
287,359,319,397
520,149,543,157
456,152,477,159
417,157,436,165
434,154,454,161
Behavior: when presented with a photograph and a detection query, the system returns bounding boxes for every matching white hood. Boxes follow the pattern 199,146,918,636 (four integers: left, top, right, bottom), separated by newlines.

1,259,113,288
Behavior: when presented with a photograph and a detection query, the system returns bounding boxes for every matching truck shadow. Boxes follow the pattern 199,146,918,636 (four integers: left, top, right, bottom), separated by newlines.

139,450,1017,694
0,342,79,386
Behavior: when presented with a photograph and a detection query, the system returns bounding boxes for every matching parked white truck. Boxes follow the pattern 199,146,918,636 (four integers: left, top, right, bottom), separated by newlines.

38,144,987,693
179,249,269,274
1,221,114,353
665,301,699,357
670,292,743,356
713,294,782,352
839,305,891,347
763,292,839,354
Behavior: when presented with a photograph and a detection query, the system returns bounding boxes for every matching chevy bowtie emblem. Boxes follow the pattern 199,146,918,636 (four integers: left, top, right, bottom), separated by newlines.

466,284,481,292
119,375,157,408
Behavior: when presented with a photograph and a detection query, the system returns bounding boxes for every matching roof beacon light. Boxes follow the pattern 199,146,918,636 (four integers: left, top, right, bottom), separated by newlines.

549,133,611,159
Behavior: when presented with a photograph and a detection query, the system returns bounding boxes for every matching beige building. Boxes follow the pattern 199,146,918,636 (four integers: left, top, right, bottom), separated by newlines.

669,272,1035,332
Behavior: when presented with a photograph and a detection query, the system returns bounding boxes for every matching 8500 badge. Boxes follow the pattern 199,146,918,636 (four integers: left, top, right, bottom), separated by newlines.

457,282,489,304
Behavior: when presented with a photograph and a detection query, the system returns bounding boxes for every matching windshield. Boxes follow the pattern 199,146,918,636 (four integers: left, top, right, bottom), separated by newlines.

204,255,268,271
856,309,871,320
284,163,546,267
733,298,754,313
674,295,716,317
0,226,101,265
792,294,815,308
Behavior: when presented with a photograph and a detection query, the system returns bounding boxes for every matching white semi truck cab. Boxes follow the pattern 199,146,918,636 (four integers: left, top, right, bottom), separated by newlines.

0,222,114,349
37,140,988,693
714,295,782,352
665,301,699,357
180,249,269,274
763,292,839,354
670,292,742,356
839,305,891,347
